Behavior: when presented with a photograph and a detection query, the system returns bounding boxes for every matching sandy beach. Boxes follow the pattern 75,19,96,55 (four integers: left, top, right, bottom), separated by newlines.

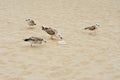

0,0,120,80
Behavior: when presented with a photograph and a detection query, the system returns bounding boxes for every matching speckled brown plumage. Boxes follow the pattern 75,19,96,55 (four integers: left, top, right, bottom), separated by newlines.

42,26,63,40
84,24,100,31
26,19,36,26
24,37,46,46
84,25,97,30
42,26,56,35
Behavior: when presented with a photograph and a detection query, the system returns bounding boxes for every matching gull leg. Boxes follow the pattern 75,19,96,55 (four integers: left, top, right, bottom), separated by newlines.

51,35,54,40
95,30,97,35
39,41,42,44
31,43,33,47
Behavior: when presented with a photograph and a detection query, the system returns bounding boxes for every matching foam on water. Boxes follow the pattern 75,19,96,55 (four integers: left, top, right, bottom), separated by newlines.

58,40,66,44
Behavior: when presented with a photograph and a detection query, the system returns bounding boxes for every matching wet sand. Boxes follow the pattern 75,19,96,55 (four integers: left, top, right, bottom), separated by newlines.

0,0,120,80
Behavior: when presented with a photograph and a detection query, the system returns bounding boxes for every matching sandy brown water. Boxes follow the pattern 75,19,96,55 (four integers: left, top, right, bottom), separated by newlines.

0,0,120,80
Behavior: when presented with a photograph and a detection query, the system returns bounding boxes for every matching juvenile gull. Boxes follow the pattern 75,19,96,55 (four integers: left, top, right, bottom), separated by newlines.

24,37,46,47
25,19,36,27
84,23,100,31
41,26,63,40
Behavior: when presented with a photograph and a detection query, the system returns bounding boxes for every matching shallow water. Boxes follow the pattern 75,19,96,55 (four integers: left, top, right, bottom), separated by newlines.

0,0,120,80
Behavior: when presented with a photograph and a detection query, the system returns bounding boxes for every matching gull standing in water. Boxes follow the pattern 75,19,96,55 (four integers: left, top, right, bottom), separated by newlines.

41,26,63,40
84,23,100,35
25,19,36,28
24,36,46,47
84,23,100,31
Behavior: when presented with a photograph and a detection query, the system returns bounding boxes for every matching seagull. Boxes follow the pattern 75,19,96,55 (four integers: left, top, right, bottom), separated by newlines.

41,26,63,40
25,19,36,27
24,36,46,47
84,23,100,31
